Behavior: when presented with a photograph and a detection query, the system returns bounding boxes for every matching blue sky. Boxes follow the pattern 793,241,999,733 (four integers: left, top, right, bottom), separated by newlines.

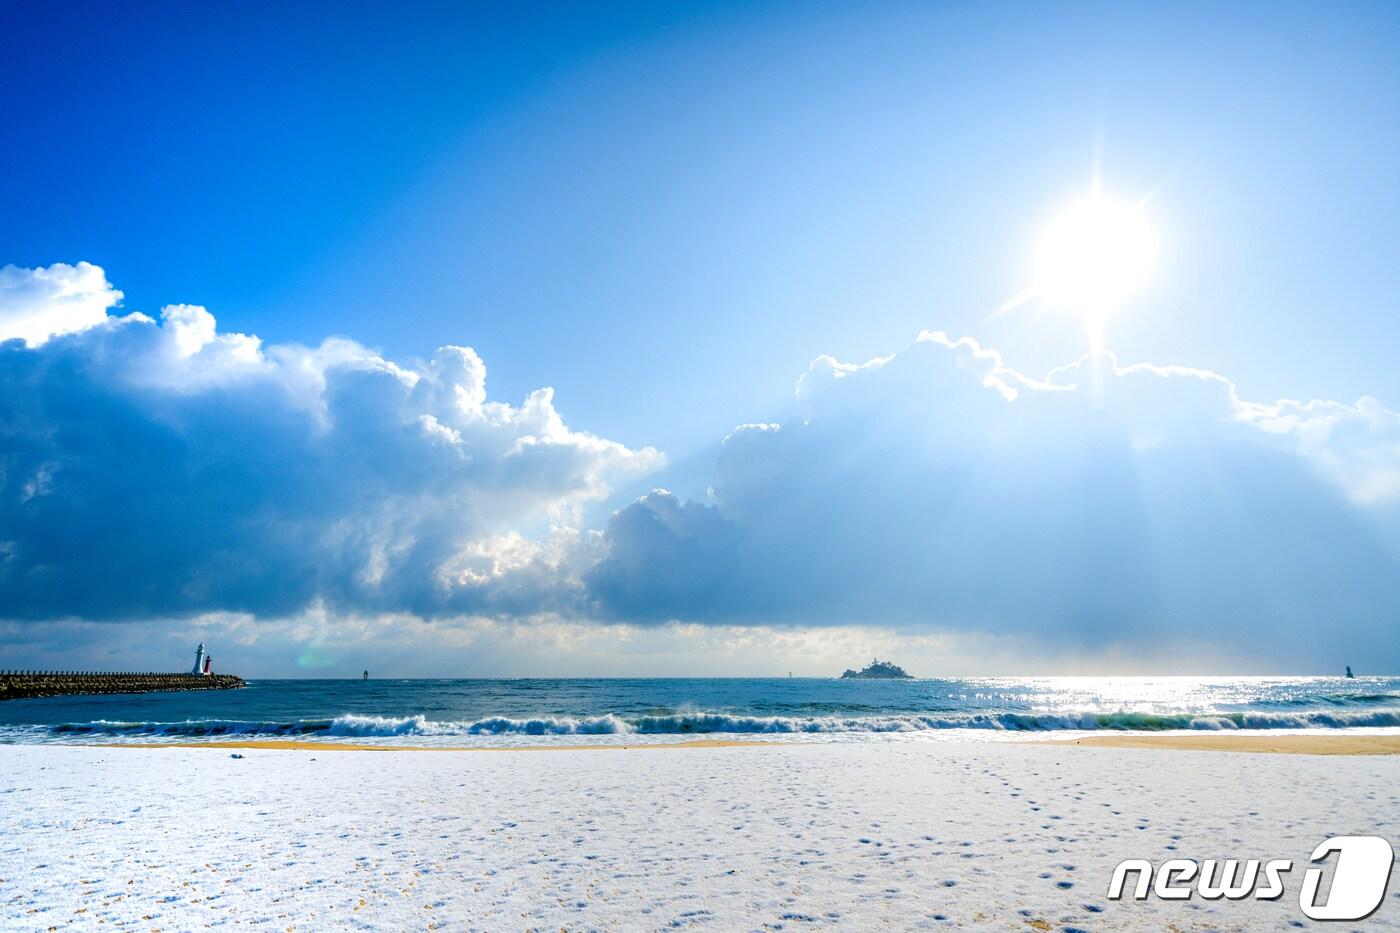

3,1,1400,674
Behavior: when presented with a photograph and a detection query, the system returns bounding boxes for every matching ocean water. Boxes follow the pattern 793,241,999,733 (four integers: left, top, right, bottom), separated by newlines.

2,676,1399,747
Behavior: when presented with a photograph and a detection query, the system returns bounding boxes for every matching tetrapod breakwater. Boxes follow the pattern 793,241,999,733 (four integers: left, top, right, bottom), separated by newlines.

0,670,246,701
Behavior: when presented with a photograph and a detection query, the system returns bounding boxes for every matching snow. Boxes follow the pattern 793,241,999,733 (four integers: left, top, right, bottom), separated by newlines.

2,740,1398,930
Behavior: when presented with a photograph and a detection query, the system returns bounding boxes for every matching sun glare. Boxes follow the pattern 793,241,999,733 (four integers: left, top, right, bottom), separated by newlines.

1032,193,1156,341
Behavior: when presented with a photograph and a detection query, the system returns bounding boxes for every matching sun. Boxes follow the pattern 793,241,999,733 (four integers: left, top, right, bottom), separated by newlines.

1031,191,1156,343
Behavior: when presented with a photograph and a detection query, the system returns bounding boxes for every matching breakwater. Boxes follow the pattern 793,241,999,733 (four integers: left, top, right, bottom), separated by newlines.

0,671,246,701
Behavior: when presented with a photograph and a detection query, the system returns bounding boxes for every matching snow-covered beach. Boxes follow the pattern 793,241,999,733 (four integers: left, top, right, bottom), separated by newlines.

4,738,1399,930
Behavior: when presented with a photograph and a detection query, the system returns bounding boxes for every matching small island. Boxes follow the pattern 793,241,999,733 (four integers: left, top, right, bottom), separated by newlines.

840,658,914,679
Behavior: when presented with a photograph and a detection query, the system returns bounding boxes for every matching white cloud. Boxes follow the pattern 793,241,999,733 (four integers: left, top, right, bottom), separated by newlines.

0,261,125,346
1240,393,1400,506
589,332,1400,667
0,262,662,622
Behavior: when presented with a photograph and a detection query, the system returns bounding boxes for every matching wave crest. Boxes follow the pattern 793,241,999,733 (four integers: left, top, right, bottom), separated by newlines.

28,706,1400,740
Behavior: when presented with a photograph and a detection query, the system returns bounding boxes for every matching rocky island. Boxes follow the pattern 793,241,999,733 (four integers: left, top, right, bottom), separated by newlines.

840,658,914,679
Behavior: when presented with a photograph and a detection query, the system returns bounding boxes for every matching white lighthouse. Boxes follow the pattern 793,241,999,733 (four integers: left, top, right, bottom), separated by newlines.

192,642,206,675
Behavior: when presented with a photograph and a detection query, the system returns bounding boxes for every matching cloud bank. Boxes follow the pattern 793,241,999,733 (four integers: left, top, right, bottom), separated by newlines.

4,261,1400,670
587,332,1400,665
0,262,659,621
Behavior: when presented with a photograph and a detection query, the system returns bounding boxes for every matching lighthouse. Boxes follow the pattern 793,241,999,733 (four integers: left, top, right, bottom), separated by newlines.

192,642,206,676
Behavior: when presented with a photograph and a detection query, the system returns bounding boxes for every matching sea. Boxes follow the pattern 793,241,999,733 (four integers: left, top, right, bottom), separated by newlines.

3,676,1399,747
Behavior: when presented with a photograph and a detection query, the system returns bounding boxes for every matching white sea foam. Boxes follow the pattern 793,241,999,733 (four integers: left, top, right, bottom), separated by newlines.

326,713,634,736
14,706,1400,744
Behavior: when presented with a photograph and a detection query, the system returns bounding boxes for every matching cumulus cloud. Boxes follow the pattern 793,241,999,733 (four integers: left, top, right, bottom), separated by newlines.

0,262,661,621
588,331,1400,667
0,261,125,346
5,260,1400,671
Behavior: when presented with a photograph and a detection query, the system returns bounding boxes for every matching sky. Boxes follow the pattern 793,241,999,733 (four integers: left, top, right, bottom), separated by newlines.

2,0,1399,676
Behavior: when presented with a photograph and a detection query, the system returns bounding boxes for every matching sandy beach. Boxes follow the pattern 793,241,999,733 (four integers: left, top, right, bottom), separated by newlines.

4,738,1399,930
94,738,777,753
1062,732,1400,755
89,732,1400,755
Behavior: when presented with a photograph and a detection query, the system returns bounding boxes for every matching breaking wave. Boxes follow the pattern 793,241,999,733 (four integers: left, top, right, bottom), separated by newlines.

24,706,1400,740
